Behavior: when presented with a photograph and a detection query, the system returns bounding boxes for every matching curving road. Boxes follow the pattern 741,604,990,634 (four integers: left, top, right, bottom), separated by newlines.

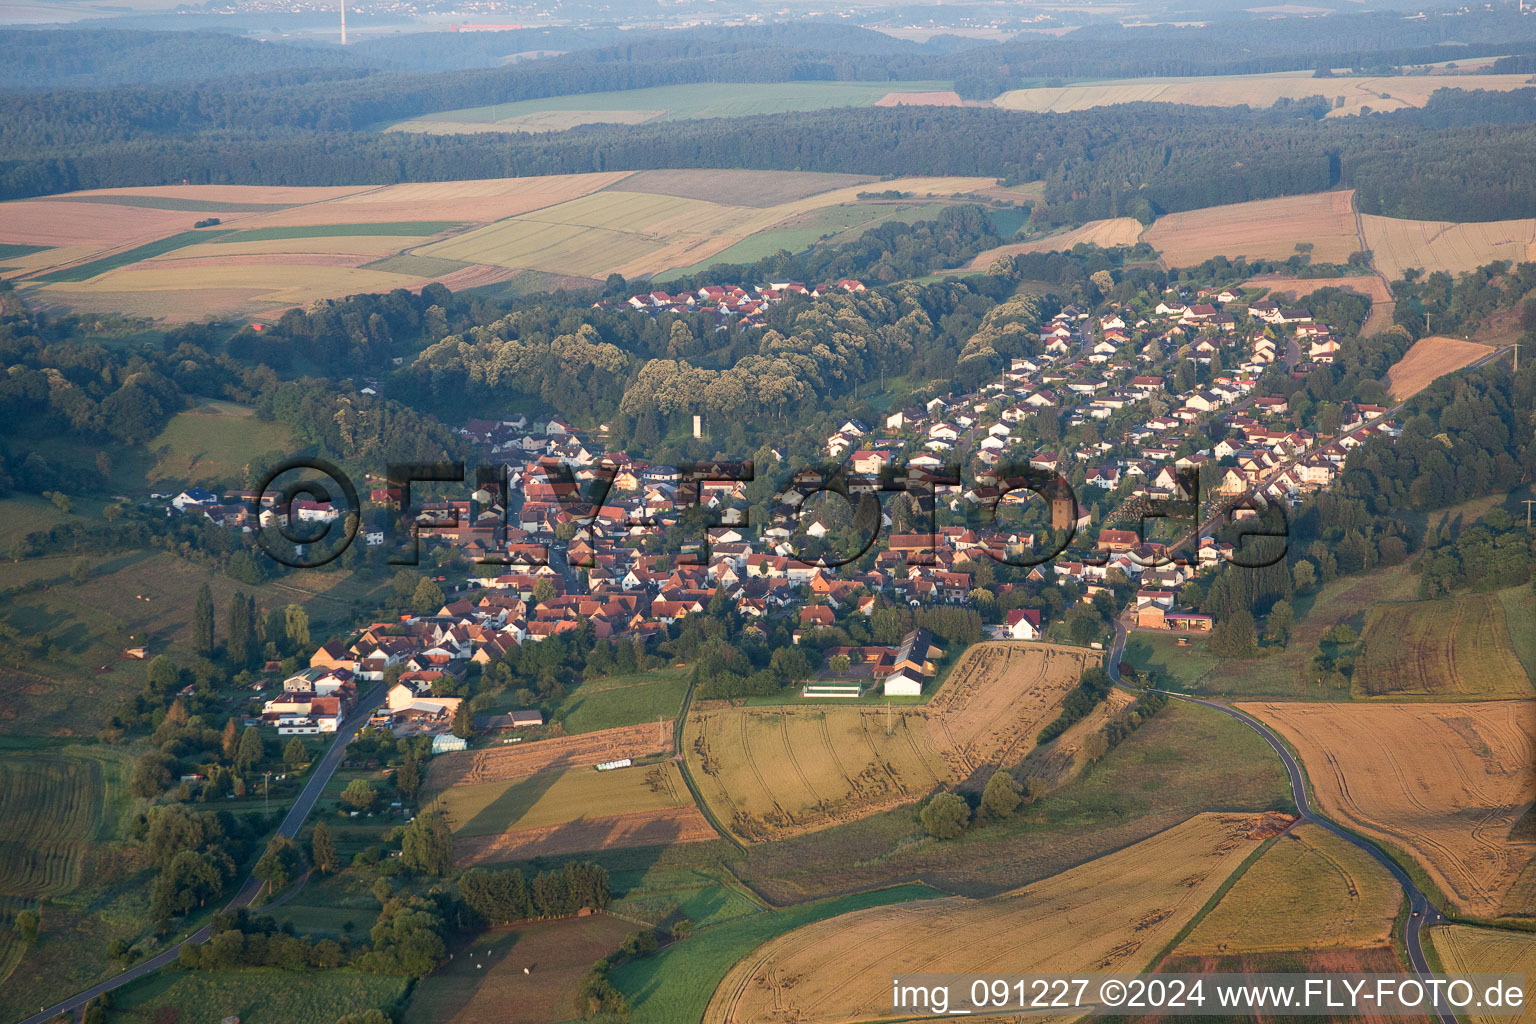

1106,621,1455,1024
17,685,385,1024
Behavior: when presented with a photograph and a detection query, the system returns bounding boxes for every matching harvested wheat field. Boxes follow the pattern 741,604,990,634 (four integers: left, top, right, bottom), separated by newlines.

702,813,1286,1024
457,807,718,867
965,219,1143,268
1363,214,1536,282
993,72,1536,117
1241,701,1536,918
1145,191,1360,266
685,642,1096,841
423,721,674,794
1385,336,1496,400
1246,273,1392,305
1429,926,1536,1024
1178,824,1401,955
1354,594,1530,696
875,90,965,106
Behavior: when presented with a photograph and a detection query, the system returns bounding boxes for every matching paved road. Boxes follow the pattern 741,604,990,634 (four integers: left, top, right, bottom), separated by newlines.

1104,625,1455,1024
18,685,385,1024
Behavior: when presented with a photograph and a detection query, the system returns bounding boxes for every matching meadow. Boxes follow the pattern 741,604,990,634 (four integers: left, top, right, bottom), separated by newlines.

610,883,944,1024
1244,699,1536,919
552,668,690,734
703,813,1280,1024
107,967,410,1024
405,914,635,1024
1176,823,1401,955
144,400,295,487
685,643,1094,842
1362,214,1536,282
730,698,1291,904
1143,191,1360,266
1123,561,1421,700
993,71,1536,117
1429,925,1536,1024
1354,593,1532,698
383,81,956,134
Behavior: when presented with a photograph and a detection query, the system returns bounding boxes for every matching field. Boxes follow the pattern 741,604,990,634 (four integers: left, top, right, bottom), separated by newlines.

1177,823,1401,954
107,968,410,1024
1362,214,1536,281
963,217,1144,267
1384,335,1498,401
425,721,676,793
0,749,117,901
382,81,955,134
1243,700,1536,918
702,813,1283,1024
1,175,625,320
1246,273,1393,305
610,884,944,1024
1429,926,1536,1024
657,200,952,279
553,668,690,734
1123,561,1421,699
1144,191,1360,266
429,760,717,866
144,400,295,486
993,72,1536,117
731,698,1290,904
1499,586,1536,683
685,643,1096,841
406,915,635,1024
412,175,994,280
3,172,996,320
0,550,383,735
1354,593,1532,697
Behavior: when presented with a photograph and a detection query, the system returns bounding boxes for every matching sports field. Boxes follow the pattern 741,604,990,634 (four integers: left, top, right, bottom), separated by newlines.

1178,824,1401,954
1144,191,1360,265
1362,214,1536,282
685,642,1096,841
1242,700,1536,918
406,915,635,1024
993,72,1536,117
383,81,955,134
1429,925,1536,1024
702,813,1282,1024
1354,593,1531,697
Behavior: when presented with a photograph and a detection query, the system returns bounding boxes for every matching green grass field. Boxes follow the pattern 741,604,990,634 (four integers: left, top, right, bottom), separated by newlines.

1354,592,1534,698
386,80,954,133
1497,586,1536,685
35,228,234,282
144,400,295,487
108,967,410,1024
609,863,762,931
610,883,944,1024
1122,631,1221,689
555,669,689,734
406,914,634,1024
216,221,463,242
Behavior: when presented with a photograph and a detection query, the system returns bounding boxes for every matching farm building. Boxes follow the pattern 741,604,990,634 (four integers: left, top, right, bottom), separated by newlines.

881,629,942,696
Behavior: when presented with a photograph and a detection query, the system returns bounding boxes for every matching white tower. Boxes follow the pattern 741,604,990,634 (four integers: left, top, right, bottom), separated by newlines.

340,0,347,45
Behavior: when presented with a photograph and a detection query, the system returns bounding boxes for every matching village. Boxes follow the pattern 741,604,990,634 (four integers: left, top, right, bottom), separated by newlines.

162,273,1402,740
